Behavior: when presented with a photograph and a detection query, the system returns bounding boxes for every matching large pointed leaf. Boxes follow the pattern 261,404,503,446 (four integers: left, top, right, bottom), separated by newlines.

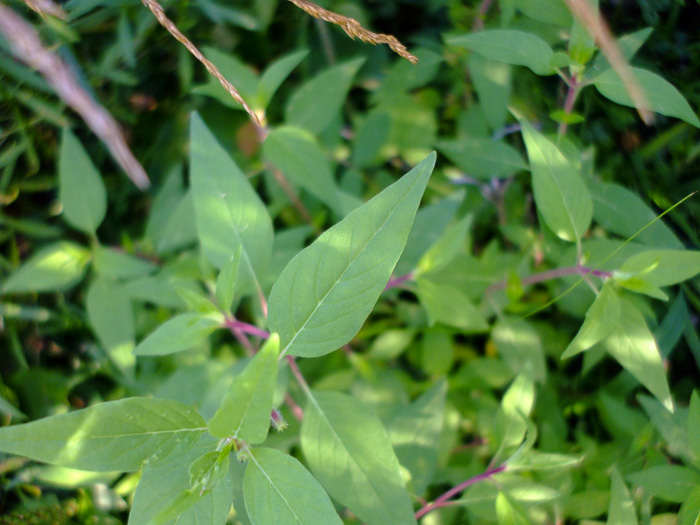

86,278,135,370
208,334,279,443
562,281,620,359
438,136,527,179
448,30,555,75
285,57,365,135
134,312,223,356
2,241,91,293
589,180,682,249
608,467,638,525
603,299,673,411
59,128,106,235
243,447,343,525
268,153,435,358
521,121,592,243
190,112,273,296
593,67,700,128
0,398,207,472
384,380,446,496
262,126,343,214
301,390,417,525
258,49,309,109
129,436,232,525
618,250,700,287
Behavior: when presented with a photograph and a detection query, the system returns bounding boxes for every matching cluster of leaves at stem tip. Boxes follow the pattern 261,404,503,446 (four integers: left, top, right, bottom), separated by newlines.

1,1,700,525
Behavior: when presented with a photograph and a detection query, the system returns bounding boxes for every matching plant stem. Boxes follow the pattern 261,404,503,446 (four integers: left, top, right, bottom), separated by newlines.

558,74,580,137
385,273,413,290
486,265,612,295
414,464,507,519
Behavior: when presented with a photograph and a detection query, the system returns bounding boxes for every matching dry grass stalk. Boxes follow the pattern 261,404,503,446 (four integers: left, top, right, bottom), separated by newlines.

23,0,66,19
564,0,654,125
141,0,260,125
287,0,418,64
0,4,150,189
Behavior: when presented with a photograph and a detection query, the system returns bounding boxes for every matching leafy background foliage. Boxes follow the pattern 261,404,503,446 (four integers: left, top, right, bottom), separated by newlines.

1,0,700,524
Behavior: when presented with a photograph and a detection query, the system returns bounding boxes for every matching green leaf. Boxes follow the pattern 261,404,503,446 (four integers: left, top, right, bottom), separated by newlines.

678,486,700,525
243,447,343,525
285,57,365,135
589,180,682,249
301,390,417,525
562,282,620,359
438,136,527,179
258,49,309,109
0,398,207,471
587,27,653,79
416,214,473,275
268,152,435,358
416,277,489,331
492,318,546,382
618,250,700,287
86,278,135,371
384,380,446,495
495,491,531,525
638,394,693,461
592,67,700,128
520,120,592,242
190,112,273,296
208,334,279,443
129,436,232,525
468,54,512,132
421,329,454,376
134,312,223,356
2,242,91,293
608,467,638,525
58,128,106,235
192,47,259,110
626,465,700,503
602,299,673,412
262,126,343,214
93,245,157,280
448,30,555,75
215,248,241,313
689,391,700,461
351,111,392,168
506,450,582,472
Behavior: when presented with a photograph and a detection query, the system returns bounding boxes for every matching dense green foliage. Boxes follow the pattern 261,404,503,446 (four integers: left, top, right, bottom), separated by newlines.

1,1,700,524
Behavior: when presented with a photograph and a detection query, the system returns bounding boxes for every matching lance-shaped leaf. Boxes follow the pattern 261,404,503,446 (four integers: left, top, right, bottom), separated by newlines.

618,250,700,287
301,390,417,525
285,57,365,135
447,30,555,75
437,136,527,179
268,153,435,358
208,334,279,443
129,436,232,525
190,112,273,296
263,126,343,214
243,447,343,525
134,312,223,356
608,467,638,525
2,241,91,294
521,121,592,243
0,398,207,472
59,128,106,235
593,67,700,128
562,281,620,359
603,299,673,412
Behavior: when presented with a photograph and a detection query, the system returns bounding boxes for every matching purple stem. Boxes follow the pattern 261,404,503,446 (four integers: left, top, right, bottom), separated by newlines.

486,265,612,295
414,464,507,520
385,273,413,290
224,319,270,340
558,74,580,137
